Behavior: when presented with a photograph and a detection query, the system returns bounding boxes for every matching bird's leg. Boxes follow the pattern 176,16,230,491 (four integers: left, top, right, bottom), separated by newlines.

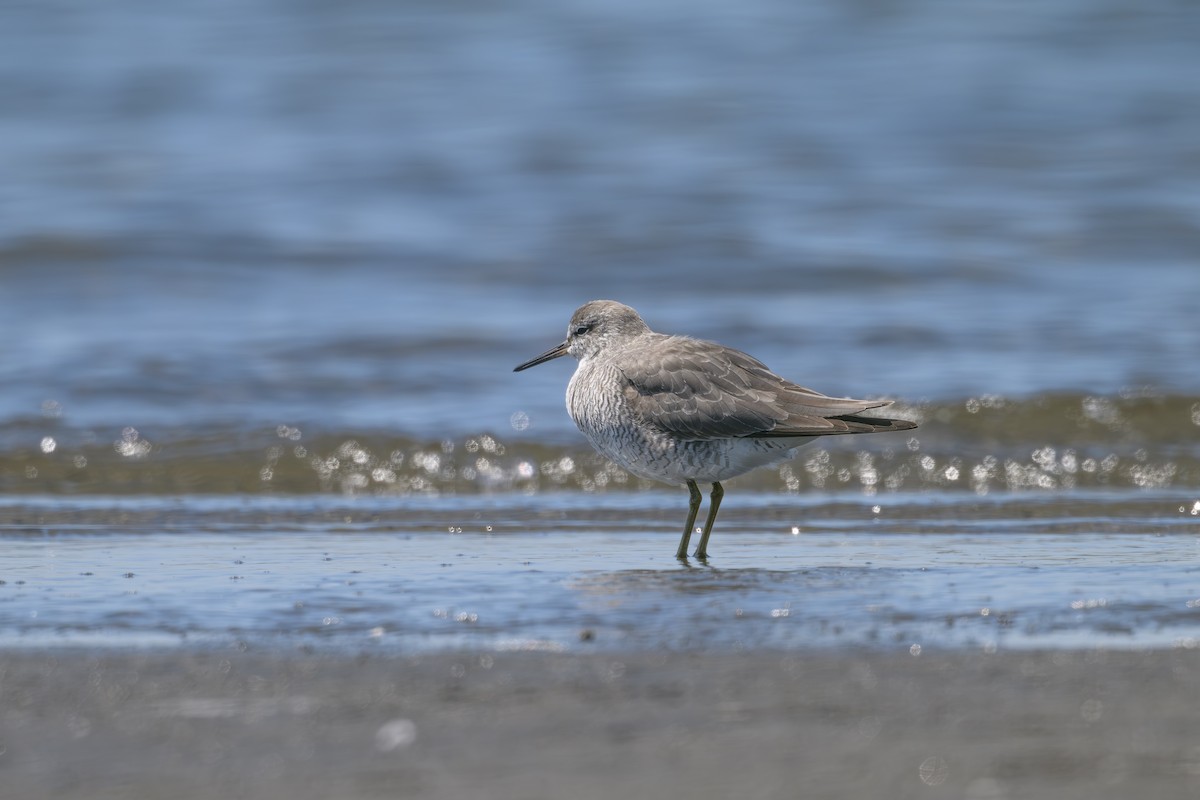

694,482,724,559
676,480,703,559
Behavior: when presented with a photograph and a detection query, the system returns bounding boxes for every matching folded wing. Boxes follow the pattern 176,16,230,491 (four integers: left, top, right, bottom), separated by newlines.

616,336,916,441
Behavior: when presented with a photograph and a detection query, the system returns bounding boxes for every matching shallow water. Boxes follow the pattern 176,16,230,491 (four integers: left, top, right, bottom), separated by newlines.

2,1,1199,655
5,393,1199,497
2,491,1197,652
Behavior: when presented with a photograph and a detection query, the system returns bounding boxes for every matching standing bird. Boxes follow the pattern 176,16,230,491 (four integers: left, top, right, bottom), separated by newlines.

514,300,917,560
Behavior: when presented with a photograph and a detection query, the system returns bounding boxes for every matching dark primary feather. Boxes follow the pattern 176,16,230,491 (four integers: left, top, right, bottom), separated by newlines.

615,335,915,442
747,414,918,438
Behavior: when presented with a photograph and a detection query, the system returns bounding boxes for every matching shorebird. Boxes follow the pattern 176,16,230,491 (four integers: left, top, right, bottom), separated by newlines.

514,300,917,560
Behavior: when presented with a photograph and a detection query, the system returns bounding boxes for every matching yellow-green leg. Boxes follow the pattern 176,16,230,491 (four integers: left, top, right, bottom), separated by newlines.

675,480,703,559
694,482,724,559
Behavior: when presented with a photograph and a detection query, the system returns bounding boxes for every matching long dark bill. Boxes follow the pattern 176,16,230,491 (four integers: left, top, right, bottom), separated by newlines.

513,341,569,372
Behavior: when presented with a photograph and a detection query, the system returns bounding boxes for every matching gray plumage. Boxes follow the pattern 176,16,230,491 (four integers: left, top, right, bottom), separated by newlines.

514,300,917,559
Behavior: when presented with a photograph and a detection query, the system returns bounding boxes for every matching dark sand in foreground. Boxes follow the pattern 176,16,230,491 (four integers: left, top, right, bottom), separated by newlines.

2,647,1198,799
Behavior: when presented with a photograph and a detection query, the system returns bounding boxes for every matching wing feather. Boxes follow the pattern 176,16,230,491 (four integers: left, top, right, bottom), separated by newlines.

614,336,913,441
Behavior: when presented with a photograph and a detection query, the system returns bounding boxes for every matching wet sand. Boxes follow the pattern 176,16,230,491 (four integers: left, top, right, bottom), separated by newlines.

2,647,1198,799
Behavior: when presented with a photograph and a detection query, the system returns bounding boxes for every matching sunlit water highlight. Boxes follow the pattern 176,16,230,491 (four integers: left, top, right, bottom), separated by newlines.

4,393,1200,496
2,492,1197,653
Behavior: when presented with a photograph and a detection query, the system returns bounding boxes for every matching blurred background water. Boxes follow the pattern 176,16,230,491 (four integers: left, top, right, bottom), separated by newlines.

2,0,1199,495
1,0,1198,650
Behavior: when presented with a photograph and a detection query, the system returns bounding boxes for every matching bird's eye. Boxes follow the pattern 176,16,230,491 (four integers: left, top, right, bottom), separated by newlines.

573,325,590,336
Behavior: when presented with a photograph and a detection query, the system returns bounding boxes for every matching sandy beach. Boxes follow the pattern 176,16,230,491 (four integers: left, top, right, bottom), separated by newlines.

2,646,1198,799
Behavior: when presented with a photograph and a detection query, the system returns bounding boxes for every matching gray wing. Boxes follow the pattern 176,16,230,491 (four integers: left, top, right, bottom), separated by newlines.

615,336,914,441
